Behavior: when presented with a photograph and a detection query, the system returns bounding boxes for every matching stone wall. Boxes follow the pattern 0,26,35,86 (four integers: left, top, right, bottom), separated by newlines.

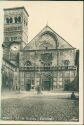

2,60,18,90
19,49,76,68
58,49,76,66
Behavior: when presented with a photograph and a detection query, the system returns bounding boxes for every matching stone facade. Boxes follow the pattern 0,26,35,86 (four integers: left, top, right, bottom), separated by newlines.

2,7,77,91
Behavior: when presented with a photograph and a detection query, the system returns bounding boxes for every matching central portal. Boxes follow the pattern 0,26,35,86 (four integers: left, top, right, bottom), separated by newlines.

25,79,31,91
42,73,53,91
42,80,51,91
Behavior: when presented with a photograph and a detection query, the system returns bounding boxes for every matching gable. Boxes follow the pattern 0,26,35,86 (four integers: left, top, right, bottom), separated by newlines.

24,25,74,50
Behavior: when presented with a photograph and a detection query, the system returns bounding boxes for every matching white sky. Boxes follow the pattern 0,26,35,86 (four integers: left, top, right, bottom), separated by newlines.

0,1,83,50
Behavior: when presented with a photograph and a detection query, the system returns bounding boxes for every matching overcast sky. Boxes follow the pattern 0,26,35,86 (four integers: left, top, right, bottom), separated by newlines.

0,1,83,50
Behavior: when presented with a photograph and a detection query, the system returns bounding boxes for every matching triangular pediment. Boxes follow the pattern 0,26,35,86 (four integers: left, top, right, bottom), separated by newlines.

24,25,74,50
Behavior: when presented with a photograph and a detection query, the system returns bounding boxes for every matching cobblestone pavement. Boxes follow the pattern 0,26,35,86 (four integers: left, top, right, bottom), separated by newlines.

1,91,79,121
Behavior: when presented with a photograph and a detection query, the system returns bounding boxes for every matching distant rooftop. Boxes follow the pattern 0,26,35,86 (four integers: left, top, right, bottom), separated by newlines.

4,6,29,17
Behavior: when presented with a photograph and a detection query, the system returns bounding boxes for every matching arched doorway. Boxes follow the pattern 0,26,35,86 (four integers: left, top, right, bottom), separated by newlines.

42,73,53,91
25,79,31,91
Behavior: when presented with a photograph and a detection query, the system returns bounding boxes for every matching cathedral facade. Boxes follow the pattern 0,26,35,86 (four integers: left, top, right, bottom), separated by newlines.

2,7,78,91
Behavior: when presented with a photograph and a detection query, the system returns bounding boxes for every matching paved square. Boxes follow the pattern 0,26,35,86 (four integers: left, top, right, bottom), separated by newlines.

1,93,79,121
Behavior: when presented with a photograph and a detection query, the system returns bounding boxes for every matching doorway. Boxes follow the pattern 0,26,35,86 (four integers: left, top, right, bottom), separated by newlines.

25,79,31,91
26,84,31,91
43,80,51,91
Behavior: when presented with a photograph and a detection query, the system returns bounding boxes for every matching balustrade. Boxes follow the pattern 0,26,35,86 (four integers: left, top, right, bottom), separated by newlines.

19,66,76,71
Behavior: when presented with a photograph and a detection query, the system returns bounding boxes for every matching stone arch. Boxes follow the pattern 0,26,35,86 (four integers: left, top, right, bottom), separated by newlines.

41,31,57,41
39,31,58,49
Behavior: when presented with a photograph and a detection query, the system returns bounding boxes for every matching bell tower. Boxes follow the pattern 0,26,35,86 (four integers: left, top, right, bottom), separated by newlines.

3,7,29,61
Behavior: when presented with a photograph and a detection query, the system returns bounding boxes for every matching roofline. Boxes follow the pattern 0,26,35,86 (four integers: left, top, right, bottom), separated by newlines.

23,25,75,50
4,6,29,17
47,25,75,48
3,58,17,68
23,26,46,50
